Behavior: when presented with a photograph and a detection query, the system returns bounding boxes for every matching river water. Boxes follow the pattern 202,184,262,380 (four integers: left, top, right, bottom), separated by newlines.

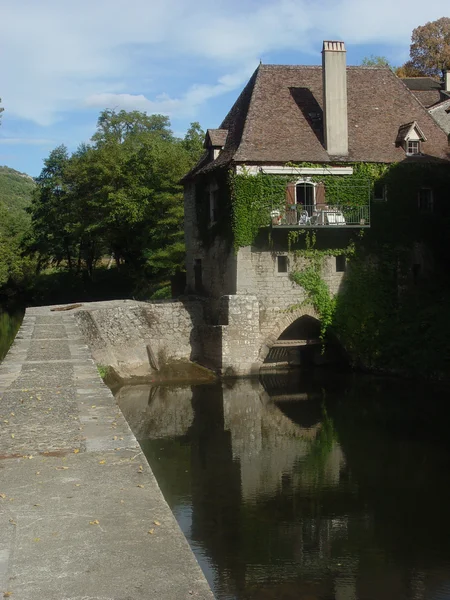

0,307,23,362
116,370,450,600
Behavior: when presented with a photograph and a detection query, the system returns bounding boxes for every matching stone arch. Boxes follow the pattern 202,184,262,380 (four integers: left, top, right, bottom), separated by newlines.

258,306,320,362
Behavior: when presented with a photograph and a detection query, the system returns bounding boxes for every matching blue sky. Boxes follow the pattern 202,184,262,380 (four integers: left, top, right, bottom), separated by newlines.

0,0,448,176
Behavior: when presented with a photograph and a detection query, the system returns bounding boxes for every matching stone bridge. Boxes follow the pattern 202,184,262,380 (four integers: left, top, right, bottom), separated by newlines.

73,297,321,378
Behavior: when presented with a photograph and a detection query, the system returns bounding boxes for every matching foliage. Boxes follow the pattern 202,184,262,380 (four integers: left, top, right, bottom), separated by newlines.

0,166,36,296
228,163,385,249
409,17,450,78
290,265,336,339
96,364,110,379
361,55,392,69
149,284,171,300
0,308,23,362
182,122,205,162
395,61,427,78
29,110,204,291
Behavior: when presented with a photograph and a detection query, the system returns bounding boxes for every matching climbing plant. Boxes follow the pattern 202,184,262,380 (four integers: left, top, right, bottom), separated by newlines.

228,162,389,249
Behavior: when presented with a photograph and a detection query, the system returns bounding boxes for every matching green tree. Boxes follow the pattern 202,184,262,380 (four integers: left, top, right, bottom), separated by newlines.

361,55,392,68
182,122,205,162
409,17,450,77
92,109,174,145
30,145,77,269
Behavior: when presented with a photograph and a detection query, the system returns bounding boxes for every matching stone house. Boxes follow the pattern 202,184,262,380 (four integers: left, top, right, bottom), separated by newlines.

181,41,450,375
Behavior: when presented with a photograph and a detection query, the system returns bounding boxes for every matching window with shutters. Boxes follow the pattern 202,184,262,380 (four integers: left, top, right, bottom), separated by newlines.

285,180,325,224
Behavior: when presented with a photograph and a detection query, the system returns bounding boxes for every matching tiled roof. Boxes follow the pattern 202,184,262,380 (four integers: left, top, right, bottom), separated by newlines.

184,64,449,180
402,77,441,91
205,129,228,147
395,121,427,144
402,77,446,108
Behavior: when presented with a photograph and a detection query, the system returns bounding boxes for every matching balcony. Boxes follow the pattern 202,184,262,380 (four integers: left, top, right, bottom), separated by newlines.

270,203,370,228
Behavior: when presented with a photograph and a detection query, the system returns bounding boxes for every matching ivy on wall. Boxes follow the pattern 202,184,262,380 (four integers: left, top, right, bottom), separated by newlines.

229,163,390,249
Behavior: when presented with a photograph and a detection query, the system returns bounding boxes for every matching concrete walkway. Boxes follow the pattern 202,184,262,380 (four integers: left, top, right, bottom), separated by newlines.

0,307,215,600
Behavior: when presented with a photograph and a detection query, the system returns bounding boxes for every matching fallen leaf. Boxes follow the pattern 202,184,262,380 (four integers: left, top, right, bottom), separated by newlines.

91,405,96,408
153,520,161,526
98,460,106,465
147,529,155,534
33,538,40,542
10,434,14,439
10,413,14,417
3,591,12,597
73,449,80,454
138,465,144,473
74,484,81,487
9,519,16,525
35,472,40,475
137,484,144,488
89,520,99,525
55,467,69,470
0,493,6,499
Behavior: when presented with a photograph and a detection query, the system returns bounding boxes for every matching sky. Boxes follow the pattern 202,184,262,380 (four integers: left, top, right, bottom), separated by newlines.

0,0,448,176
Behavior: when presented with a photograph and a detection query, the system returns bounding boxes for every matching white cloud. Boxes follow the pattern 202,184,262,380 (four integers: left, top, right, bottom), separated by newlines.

84,64,255,117
1,0,449,127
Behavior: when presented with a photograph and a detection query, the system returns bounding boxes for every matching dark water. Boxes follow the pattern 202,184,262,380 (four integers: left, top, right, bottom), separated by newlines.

116,371,450,600
0,308,23,361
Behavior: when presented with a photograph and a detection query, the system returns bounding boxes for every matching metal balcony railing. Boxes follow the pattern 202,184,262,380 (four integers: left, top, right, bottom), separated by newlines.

270,203,370,228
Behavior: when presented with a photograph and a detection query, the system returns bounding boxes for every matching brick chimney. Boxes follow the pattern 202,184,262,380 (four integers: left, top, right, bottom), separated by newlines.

322,41,348,156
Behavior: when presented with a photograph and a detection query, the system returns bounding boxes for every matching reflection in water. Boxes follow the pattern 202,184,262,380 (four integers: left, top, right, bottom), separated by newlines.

0,308,23,362
116,372,450,600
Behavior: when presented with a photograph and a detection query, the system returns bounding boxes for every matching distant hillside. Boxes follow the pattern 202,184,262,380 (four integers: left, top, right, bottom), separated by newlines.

0,166,35,212
0,166,35,237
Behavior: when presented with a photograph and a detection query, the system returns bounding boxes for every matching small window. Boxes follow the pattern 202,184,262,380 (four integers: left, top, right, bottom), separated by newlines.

209,188,219,223
406,140,420,155
277,255,288,274
194,259,202,293
336,255,346,272
373,183,387,202
418,188,433,213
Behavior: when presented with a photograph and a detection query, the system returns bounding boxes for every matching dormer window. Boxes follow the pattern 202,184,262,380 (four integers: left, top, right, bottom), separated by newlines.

396,121,427,156
203,128,228,163
407,140,420,155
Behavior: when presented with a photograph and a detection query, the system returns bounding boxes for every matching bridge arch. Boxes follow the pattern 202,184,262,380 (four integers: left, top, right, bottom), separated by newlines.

258,306,320,362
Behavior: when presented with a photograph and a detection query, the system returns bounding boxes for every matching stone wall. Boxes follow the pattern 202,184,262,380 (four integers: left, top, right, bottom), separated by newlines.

74,299,205,379
184,181,237,318
219,295,261,376
236,247,344,337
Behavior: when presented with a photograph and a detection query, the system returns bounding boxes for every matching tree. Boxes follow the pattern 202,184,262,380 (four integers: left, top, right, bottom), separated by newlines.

91,109,173,145
30,145,77,270
361,55,392,68
395,61,427,78
409,17,450,78
182,122,205,162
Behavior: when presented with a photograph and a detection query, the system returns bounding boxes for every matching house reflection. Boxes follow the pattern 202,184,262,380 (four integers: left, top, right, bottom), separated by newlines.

116,374,450,600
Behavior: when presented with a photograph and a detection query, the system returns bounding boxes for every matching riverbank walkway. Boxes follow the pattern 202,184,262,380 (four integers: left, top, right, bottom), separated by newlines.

0,306,214,600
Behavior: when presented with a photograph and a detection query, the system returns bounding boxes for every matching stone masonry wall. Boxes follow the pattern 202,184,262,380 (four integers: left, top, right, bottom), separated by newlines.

184,181,237,318
219,295,261,376
74,299,205,378
236,247,344,338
